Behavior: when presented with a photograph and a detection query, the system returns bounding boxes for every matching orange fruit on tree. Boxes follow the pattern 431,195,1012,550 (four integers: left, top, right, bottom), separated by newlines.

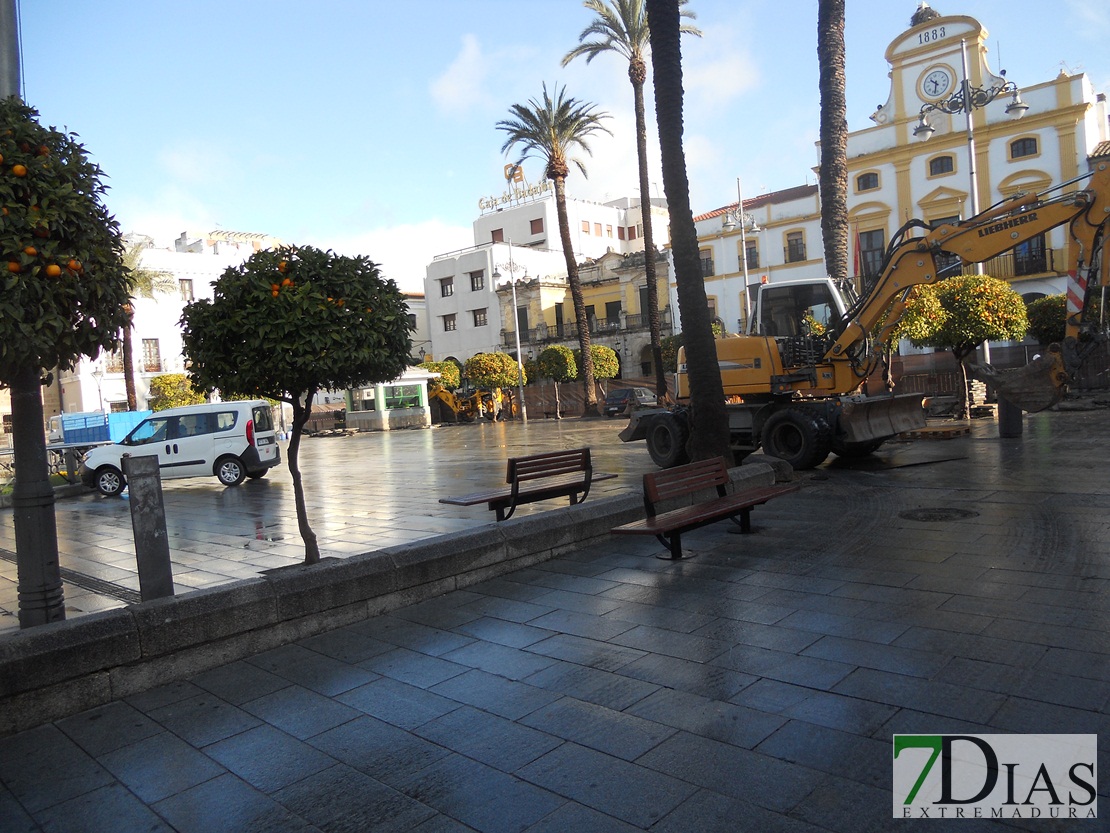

270,283,279,292
271,289,279,297
45,264,61,277
33,226,48,238
281,277,292,287
11,164,27,177
278,261,287,273
23,245,36,256
67,259,81,272
7,261,20,273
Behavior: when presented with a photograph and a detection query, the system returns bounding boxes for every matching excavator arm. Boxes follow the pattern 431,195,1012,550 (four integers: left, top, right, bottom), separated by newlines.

826,158,1110,410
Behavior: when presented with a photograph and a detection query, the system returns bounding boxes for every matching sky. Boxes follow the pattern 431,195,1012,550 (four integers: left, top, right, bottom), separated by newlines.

16,1,1110,294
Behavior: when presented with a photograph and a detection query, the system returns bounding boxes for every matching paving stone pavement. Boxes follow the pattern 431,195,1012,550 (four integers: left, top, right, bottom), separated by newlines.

2,408,1109,831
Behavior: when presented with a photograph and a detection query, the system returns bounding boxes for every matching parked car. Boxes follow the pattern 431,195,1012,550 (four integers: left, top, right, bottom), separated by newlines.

604,387,657,417
79,400,280,496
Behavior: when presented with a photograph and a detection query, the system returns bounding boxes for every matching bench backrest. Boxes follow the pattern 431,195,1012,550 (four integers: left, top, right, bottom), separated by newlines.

506,447,592,486
643,456,730,514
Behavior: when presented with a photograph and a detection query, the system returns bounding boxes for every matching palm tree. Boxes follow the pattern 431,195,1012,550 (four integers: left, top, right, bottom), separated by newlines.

817,0,849,285
645,0,729,460
497,84,612,417
562,0,701,403
121,241,176,410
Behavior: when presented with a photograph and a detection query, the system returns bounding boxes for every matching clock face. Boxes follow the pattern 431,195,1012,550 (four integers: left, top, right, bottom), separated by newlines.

922,68,952,99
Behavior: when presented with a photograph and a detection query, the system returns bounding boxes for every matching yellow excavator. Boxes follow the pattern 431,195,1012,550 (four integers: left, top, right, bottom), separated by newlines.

429,387,511,422
623,157,1109,468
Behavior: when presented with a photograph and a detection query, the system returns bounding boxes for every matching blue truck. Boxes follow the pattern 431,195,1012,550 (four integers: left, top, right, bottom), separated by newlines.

47,411,152,445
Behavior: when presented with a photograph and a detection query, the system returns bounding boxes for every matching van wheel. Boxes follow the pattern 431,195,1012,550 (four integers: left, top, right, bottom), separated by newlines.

95,466,125,497
215,456,246,487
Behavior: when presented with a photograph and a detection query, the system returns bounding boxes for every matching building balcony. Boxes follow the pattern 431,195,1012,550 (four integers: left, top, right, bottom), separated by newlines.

500,308,674,351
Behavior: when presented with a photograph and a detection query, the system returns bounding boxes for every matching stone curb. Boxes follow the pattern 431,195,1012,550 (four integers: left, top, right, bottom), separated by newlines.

0,461,780,736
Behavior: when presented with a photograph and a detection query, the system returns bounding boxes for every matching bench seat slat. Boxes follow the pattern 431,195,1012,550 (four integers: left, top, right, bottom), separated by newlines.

613,484,799,535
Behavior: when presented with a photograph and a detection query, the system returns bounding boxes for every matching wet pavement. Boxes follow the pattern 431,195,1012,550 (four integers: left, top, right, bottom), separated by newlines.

2,407,1109,831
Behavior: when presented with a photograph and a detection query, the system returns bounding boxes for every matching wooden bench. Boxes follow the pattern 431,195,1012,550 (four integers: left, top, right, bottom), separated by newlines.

439,447,616,521
611,456,799,559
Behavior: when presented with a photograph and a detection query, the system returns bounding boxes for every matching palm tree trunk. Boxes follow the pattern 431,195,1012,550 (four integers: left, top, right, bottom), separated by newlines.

554,176,599,416
818,0,849,285
122,309,138,411
647,0,730,461
630,62,667,401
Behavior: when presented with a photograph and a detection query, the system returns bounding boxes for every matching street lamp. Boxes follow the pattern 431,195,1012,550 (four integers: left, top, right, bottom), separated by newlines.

492,241,528,424
90,366,104,412
721,177,761,332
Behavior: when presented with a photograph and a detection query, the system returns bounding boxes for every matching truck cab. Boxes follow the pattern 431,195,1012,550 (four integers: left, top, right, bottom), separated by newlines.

748,277,856,338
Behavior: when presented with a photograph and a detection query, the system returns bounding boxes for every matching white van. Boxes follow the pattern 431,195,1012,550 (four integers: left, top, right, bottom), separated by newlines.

79,400,281,496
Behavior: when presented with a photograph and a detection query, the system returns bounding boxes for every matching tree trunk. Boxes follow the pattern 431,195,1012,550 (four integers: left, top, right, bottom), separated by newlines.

287,392,320,564
553,380,562,419
554,176,599,416
954,347,973,420
817,0,849,285
122,309,138,411
10,365,65,627
647,0,730,462
630,63,668,401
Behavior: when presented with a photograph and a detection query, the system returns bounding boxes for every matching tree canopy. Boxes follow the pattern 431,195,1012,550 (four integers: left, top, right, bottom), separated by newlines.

0,97,130,382
421,360,460,391
147,373,206,411
536,345,577,383
464,351,526,390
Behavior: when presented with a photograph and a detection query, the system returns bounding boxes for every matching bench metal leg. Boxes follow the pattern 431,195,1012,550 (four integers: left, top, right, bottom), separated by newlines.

726,508,753,534
655,532,689,560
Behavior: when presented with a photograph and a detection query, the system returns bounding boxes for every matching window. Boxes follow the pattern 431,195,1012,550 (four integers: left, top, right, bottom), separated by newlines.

785,231,806,263
1010,137,1038,159
581,220,591,234
857,229,885,278
1013,233,1047,275
554,304,565,336
932,215,961,275
707,297,718,323
530,218,544,235
628,226,638,240
469,270,484,291
516,306,529,333
141,338,161,372
699,249,715,277
606,225,613,238
472,308,487,327
105,348,124,373
928,155,954,176
605,301,621,327
384,384,421,410
443,314,456,332
179,279,194,301
490,228,504,243
856,172,879,191
594,223,602,236
406,313,417,330
440,277,454,297
743,240,759,270
617,227,626,240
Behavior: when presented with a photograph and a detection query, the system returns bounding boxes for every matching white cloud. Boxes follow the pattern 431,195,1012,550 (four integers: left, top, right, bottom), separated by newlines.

430,34,494,115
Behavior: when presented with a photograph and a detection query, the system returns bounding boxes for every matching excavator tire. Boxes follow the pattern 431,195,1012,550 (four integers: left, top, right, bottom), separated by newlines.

646,413,690,468
761,407,832,469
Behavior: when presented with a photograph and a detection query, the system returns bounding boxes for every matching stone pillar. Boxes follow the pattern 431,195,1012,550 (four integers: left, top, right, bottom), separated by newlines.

121,455,175,600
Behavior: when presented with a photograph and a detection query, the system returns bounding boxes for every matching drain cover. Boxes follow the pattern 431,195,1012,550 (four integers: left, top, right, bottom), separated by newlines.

899,507,979,522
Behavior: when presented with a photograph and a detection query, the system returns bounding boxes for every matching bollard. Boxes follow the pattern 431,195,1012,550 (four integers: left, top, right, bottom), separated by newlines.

121,454,175,600
997,396,1023,438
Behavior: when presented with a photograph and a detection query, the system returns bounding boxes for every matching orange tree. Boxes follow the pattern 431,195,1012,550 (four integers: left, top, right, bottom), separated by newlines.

464,351,526,417
575,343,618,397
0,97,130,627
536,344,576,419
180,245,411,564
895,274,1027,418
420,360,460,392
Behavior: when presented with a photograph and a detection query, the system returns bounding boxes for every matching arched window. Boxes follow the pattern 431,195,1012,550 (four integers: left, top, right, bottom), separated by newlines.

1010,137,1038,159
856,172,879,192
929,155,954,176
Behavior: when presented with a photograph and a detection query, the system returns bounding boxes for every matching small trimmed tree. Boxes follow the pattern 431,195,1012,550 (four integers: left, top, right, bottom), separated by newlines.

1025,294,1065,346
420,360,460,392
465,351,526,418
181,245,411,564
147,373,206,411
576,344,618,398
0,97,131,627
537,345,576,419
895,274,1028,418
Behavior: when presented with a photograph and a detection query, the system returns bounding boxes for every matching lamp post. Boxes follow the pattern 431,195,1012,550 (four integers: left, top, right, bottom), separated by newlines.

721,177,761,333
912,39,1028,363
492,242,528,424
91,366,104,412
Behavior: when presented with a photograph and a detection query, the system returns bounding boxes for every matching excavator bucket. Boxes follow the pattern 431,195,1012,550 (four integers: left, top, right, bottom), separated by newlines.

838,394,927,443
966,344,1069,413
